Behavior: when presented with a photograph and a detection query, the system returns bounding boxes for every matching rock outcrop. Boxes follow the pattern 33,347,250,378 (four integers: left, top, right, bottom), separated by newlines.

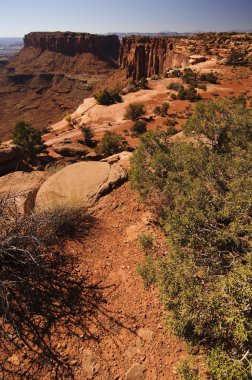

0,144,32,176
35,161,127,211
0,171,51,214
52,141,89,158
24,32,120,61
120,36,190,81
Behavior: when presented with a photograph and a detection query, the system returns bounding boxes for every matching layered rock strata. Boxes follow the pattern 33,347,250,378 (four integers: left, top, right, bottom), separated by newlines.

24,32,120,61
120,36,190,80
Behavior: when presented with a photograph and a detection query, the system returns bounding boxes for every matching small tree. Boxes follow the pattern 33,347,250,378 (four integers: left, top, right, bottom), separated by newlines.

125,103,145,121
200,72,218,84
177,86,201,102
94,89,122,106
96,131,127,156
153,106,161,115
160,102,169,116
167,82,183,91
183,68,197,86
65,113,73,128
154,103,170,116
80,125,94,146
131,120,147,135
12,121,45,159
139,77,148,89
227,49,246,66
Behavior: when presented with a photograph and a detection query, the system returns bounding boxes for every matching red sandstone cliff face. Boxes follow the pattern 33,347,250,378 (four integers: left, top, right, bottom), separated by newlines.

0,33,121,140
119,34,252,81
120,37,190,80
24,32,120,61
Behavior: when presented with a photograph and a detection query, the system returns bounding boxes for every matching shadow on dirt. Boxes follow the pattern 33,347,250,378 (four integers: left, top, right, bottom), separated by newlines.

0,211,136,379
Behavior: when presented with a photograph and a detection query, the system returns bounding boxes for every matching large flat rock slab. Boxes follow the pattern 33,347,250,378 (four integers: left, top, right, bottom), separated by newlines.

35,161,127,211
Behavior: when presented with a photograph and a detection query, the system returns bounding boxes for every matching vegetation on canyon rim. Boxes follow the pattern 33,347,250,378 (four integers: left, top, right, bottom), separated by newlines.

125,103,146,121
131,98,252,379
12,120,45,160
94,89,122,106
96,130,128,156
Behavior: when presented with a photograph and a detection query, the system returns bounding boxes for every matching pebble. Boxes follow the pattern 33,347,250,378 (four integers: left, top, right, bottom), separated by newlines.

70,360,78,366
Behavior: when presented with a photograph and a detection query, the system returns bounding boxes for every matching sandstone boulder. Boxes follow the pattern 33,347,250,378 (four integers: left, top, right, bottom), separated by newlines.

35,161,127,211
0,171,51,215
101,151,132,171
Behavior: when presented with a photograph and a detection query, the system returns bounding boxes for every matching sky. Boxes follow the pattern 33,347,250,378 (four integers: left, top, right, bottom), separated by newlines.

0,0,252,37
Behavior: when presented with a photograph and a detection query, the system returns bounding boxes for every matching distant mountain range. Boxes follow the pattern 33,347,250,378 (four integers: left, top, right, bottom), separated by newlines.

109,30,252,38
109,32,192,38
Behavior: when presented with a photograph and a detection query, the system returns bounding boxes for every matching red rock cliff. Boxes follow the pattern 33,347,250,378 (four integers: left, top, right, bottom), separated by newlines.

24,32,120,61
120,36,190,80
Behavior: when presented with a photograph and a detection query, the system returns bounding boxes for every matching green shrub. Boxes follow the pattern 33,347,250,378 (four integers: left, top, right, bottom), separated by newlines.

80,125,94,145
65,113,73,127
137,254,156,288
164,118,178,127
200,72,218,84
12,120,46,159
178,361,199,380
96,131,127,156
110,89,123,103
130,99,252,379
183,68,197,85
131,120,147,135
138,234,154,252
169,69,183,78
177,86,201,102
160,102,170,116
94,89,112,105
153,102,170,116
207,347,250,380
94,89,122,105
125,103,145,121
167,82,183,91
166,125,178,136
139,77,148,89
153,105,161,115
171,93,178,100
227,49,247,66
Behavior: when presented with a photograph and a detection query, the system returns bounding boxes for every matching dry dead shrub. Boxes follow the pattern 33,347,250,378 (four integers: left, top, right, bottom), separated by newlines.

0,195,104,378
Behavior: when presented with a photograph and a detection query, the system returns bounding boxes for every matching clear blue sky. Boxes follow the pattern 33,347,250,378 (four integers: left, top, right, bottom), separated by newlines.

1,0,251,37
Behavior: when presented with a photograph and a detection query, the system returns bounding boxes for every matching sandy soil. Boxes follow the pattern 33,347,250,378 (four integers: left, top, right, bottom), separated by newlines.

1,183,206,379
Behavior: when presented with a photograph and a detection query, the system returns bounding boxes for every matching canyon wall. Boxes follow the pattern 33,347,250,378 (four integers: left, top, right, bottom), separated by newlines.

120,37,190,81
24,32,120,61
0,33,121,140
